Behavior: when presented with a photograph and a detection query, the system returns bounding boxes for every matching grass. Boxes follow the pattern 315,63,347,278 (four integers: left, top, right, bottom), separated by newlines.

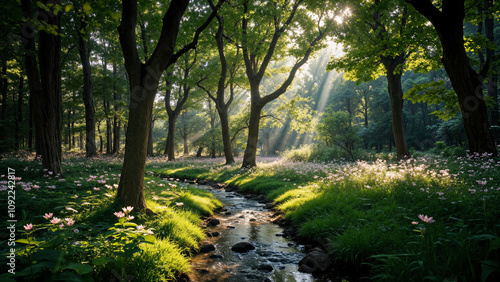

148,153,500,281
0,154,221,281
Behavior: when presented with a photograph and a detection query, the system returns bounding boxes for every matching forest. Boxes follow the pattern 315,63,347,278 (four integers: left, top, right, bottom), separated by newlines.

1,0,500,281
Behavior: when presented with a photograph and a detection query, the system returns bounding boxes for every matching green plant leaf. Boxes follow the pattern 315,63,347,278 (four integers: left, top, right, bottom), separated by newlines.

63,263,93,275
92,256,115,266
481,260,500,282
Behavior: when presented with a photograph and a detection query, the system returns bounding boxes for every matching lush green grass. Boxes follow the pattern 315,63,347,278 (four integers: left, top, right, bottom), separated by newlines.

0,154,221,281
150,153,500,281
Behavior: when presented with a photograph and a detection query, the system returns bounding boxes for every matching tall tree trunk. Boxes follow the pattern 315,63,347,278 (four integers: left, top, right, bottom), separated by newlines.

22,0,63,175
117,0,220,211
242,97,263,167
112,63,121,153
0,62,7,151
407,0,497,156
77,15,97,158
165,114,178,159
484,0,499,140
383,59,410,159
15,75,24,149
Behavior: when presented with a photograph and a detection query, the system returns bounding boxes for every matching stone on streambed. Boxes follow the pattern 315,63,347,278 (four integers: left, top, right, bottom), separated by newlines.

256,264,274,272
199,241,216,253
298,247,332,273
231,242,256,252
207,218,220,227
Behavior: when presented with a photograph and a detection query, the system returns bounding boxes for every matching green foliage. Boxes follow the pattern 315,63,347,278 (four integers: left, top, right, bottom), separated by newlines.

316,107,359,158
404,80,458,120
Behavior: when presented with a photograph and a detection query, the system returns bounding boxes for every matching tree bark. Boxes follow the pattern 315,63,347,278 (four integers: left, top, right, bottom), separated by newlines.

382,57,410,159
0,62,8,151
77,15,97,158
147,118,154,156
15,75,24,149
112,64,121,153
21,0,63,175
484,0,499,140
406,0,497,156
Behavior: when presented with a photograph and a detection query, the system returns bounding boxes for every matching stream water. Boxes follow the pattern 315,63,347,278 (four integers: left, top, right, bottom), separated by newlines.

187,183,319,282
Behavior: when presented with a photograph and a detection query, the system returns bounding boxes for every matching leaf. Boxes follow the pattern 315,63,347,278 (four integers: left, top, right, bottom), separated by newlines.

92,256,115,266
143,234,155,243
83,3,92,15
481,260,500,282
65,4,74,13
491,237,500,251
63,263,93,275
111,12,121,21
15,238,43,246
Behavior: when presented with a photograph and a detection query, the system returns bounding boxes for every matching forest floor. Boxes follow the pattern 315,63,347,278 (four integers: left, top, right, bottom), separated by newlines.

0,152,499,281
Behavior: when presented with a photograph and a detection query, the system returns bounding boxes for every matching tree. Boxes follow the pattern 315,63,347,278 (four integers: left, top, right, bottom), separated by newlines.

116,0,222,211
21,0,63,175
74,2,97,158
405,0,498,156
196,7,245,164
237,0,333,167
317,107,359,158
328,0,438,159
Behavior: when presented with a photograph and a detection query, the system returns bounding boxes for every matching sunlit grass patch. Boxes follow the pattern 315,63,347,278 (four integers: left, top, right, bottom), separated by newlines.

125,238,191,281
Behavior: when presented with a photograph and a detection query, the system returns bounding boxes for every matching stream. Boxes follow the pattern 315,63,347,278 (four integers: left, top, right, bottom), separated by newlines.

186,182,321,282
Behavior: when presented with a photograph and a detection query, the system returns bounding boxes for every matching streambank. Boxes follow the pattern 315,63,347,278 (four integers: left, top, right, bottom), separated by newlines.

161,176,366,281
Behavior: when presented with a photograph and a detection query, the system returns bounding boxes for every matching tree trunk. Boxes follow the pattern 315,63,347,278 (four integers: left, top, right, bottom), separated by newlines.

112,63,121,154
0,62,7,151
484,0,499,140
242,98,263,167
77,15,97,158
117,0,221,211
183,132,188,155
21,0,62,175
165,114,178,160
383,60,410,159
147,118,154,156
15,75,24,149
196,146,203,157
407,0,497,156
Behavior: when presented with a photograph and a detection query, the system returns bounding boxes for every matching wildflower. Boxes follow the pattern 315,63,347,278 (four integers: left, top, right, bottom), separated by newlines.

137,225,145,230
114,211,125,218
93,187,100,191
122,206,134,213
411,221,418,225
175,202,184,207
127,215,134,221
418,214,436,224
43,212,53,219
65,218,75,226
59,223,65,228
24,223,33,231
74,229,79,233
50,217,62,224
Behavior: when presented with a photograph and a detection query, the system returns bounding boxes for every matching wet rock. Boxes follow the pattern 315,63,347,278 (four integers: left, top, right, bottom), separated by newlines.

298,247,332,273
210,231,220,237
199,241,216,253
227,225,236,229
209,254,224,259
224,212,232,215
265,203,274,209
257,264,274,272
207,218,220,227
231,242,256,252
249,218,257,222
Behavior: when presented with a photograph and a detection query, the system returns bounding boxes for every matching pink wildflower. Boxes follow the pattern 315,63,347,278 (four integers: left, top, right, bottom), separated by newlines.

43,213,53,219
24,223,33,231
50,217,62,224
418,214,436,224
122,206,134,213
114,211,125,218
